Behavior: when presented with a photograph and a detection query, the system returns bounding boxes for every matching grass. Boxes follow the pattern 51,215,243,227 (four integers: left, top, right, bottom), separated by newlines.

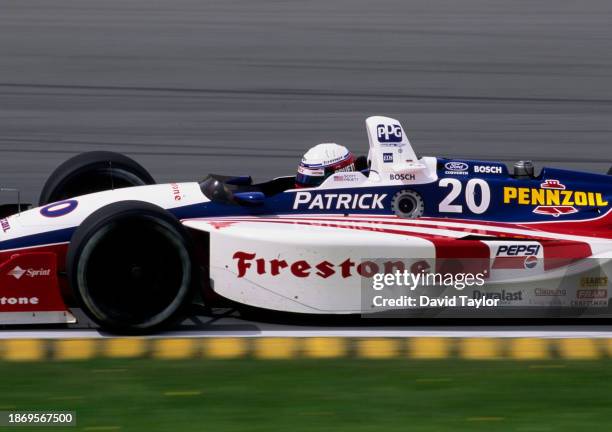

1,358,612,431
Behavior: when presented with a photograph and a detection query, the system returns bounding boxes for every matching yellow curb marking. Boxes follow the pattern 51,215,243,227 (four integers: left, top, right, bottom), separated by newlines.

54,339,96,360
460,338,502,360
2,339,45,361
303,338,346,358
153,339,197,359
0,337,610,362
204,338,247,359
558,338,600,360
603,338,612,357
164,391,202,396
104,338,146,358
510,338,549,360
408,337,450,359
254,338,299,359
357,338,400,359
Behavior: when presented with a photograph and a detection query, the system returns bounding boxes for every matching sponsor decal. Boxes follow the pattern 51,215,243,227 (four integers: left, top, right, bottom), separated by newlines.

377,123,403,143
474,165,503,174
301,153,350,167
492,244,541,269
334,164,356,173
389,173,416,181
571,299,607,307
535,288,567,296
332,173,361,183
8,266,51,280
473,289,522,303
383,153,394,163
541,179,565,189
298,166,324,176
503,179,608,217
524,255,538,269
444,162,469,176
40,199,78,218
0,297,39,306
0,218,9,233
8,266,25,279
293,191,387,210
171,183,182,201
232,252,422,279
577,289,607,299
581,276,608,288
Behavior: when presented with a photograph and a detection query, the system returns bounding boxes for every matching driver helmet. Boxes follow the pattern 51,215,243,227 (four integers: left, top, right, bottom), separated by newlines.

296,143,355,188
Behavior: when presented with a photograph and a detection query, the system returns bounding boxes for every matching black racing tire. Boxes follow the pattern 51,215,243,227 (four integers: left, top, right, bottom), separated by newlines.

608,166,612,175
39,151,155,206
66,201,194,333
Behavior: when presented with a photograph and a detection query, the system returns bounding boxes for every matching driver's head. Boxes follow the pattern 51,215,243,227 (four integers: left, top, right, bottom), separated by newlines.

296,143,355,188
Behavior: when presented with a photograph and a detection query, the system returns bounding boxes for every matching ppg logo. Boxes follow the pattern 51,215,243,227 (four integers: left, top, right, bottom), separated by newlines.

382,153,394,163
377,124,402,143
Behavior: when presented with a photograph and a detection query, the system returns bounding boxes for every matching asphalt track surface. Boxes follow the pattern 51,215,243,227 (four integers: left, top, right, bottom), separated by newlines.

1,0,612,336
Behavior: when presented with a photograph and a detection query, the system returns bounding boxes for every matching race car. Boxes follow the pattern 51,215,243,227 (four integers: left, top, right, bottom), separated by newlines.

0,116,611,332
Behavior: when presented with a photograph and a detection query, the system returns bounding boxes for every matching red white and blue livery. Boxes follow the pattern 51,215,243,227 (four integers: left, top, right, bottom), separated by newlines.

1,116,611,332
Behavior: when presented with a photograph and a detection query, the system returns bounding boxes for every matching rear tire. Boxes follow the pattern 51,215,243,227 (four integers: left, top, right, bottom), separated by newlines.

67,201,193,333
40,151,155,205
608,166,612,175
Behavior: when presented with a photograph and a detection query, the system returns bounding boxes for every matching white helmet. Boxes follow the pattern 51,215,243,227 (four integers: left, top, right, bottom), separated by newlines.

296,143,355,188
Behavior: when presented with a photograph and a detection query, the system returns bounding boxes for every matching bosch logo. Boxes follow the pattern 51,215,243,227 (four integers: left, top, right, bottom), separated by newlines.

474,165,503,174
376,124,402,143
444,162,469,172
389,173,416,181
40,200,78,218
383,153,394,163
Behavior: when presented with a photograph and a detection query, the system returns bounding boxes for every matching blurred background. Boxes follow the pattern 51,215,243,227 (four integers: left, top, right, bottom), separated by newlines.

1,0,612,203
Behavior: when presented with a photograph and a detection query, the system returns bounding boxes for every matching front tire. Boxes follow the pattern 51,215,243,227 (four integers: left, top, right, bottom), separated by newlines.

67,201,193,333
40,151,155,206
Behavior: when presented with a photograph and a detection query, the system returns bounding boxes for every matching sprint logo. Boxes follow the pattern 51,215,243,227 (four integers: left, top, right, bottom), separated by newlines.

8,266,26,280
8,266,51,280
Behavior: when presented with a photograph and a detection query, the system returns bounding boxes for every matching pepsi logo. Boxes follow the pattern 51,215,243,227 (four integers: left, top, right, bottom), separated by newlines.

524,255,538,269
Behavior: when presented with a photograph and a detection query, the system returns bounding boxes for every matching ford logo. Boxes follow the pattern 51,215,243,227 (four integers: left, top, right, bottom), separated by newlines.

444,162,469,171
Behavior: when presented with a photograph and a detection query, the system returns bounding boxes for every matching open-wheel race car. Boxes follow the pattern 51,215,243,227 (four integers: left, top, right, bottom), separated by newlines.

1,116,611,332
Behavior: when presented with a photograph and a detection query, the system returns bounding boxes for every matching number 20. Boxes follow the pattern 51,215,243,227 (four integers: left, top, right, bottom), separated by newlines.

438,178,490,214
